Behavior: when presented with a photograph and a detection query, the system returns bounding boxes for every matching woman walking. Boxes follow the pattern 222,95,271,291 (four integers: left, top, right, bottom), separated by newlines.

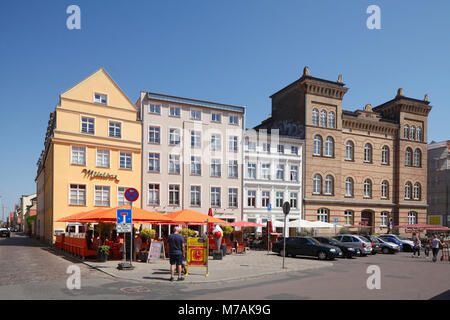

431,234,444,262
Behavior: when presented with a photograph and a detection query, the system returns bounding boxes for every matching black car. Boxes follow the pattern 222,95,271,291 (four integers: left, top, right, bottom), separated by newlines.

314,236,357,259
0,228,11,238
272,236,341,260
360,235,381,254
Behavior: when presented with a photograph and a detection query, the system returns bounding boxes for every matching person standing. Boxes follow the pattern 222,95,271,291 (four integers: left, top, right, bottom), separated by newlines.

412,235,421,258
168,226,185,281
431,234,444,262
134,231,142,261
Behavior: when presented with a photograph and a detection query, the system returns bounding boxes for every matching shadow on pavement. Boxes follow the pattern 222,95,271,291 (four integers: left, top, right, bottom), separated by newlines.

430,289,450,300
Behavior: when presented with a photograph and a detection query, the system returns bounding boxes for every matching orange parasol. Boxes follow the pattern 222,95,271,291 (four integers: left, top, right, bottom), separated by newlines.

77,205,172,223
56,208,105,223
165,209,227,225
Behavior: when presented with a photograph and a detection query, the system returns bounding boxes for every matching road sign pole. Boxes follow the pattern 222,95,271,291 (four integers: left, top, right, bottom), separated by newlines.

282,202,290,269
130,202,133,266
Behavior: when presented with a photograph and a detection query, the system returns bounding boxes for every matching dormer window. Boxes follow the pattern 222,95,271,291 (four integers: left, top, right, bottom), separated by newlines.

94,93,107,104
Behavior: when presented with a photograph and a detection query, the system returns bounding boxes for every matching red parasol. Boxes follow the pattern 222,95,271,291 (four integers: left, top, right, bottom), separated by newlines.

207,208,214,236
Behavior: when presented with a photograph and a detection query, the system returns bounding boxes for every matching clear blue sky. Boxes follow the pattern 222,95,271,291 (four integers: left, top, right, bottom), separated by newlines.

1,0,449,214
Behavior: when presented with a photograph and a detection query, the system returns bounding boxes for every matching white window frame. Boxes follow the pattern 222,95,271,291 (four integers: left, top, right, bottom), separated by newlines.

69,184,86,206
119,152,132,170
94,93,107,104
108,121,121,138
148,103,161,114
94,185,110,207
190,156,201,175
148,184,160,205
168,184,180,206
148,126,161,144
190,185,201,207
71,146,86,165
96,149,110,168
148,153,160,172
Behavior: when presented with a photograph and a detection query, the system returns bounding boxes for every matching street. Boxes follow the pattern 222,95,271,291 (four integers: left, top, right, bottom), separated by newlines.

0,233,449,300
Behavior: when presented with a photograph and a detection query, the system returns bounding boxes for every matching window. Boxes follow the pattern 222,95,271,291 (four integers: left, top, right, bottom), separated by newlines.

404,125,409,139
229,188,238,208
210,134,222,151
109,121,121,138
364,179,372,198
325,137,334,157
169,185,180,206
228,160,238,178
247,190,256,207
247,163,256,179
118,187,132,206
380,212,389,227
291,146,298,155
148,184,160,205
276,165,284,180
312,108,319,126
247,141,256,152
71,146,86,165
408,211,417,225
148,153,160,172
324,175,334,195
169,129,181,145
313,174,322,194
191,110,201,120
317,208,329,222
81,117,95,134
210,159,221,177
413,183,421,200
382,146,389,165
262,163,271,180
190,156,201,175
345,141,354,161
211,113,221,123
276,192,284,208
410,126,416,140
345,178,353,197
95,186,110,207
263,143,270,153
314,135,322,156
229,115,238,125
229,136,238,152
278,145,284,153
344,210,354,225
320,110,327,127
148,126,161,144
381,180,389,199
168,154,180,174
416,127,422,141
405,147,412,166
262,191,270,208
69,184,86,205
169,106,180,117
148,104,161,114
94,93,107,104
290,165,298,181
211,187,221,207
290,192,298,208
191,131,201,148
364,144,372,163
96,149,110,168
190,186,201,206
328,111,335,128
405,182,412,199
414,149,422,167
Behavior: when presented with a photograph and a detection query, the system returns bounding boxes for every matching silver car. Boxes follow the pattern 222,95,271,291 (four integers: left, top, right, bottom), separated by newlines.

333,234,373,256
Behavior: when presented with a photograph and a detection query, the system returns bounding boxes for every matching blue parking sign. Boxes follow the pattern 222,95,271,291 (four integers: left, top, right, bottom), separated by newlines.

117,209,132,224
267,203,272,211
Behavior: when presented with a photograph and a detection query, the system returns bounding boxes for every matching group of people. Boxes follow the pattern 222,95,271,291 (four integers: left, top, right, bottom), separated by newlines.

412,233,446,262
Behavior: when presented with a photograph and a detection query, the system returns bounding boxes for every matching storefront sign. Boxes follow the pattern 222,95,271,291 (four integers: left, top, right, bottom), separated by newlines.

82,169,119,181
187,237,207,267
429,215,442,226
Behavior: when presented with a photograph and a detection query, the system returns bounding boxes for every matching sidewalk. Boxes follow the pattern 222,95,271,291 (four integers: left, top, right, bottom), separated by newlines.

81,251,333,284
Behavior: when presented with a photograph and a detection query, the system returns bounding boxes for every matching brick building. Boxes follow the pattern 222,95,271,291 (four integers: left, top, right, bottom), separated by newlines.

255,67,431,234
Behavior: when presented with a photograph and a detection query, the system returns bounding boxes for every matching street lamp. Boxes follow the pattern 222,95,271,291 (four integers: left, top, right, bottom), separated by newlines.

282,201,290,269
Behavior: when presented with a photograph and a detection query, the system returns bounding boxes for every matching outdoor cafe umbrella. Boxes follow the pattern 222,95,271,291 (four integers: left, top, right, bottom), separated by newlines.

56,208,106,223
207,208,215,236
228,220,265,227
77,205,173,224
396,223,449,230
165,209,228,225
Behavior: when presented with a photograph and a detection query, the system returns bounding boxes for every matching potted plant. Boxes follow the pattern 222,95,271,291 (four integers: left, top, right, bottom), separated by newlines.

97,245,110,262
139,250,149,262
140,228,155,243
181,228,195,239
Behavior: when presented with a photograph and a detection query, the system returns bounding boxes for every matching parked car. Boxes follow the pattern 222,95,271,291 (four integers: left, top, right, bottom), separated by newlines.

333,234,373,256
375,236,400,254
378,234,414,251
272,236,341,260
360,235,381,254
0,228,11,238
378,235,403,250
313,236,357,259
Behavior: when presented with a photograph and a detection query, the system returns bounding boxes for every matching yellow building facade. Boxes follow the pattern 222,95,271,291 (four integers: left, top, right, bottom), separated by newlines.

36,69,142,244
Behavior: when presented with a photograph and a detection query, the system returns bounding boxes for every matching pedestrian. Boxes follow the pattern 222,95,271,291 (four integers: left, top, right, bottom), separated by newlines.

134,231,142,261
168,226,185,282
412,234,421,258
423,235,430,258
431,234,444,262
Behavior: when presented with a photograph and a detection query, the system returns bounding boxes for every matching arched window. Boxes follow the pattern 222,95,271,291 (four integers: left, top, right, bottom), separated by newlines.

313,174,322,194
345,141,354,161
312,108,319,126
416,127,422,141
313,135,322,156
345,178,353,197
328,111,335,128
324,175,334,195
364,143,372,163
408,211,417,225
382,146,389,165
405,182,412,199
364,179,372,198
381,180,389,199
404,125,409,139
317,208,329,222
320,110,327,127
410,126,415,140
413,183,421,200
405,147,412,166
344,210,354,225
325,137,334,157
414,149,422,167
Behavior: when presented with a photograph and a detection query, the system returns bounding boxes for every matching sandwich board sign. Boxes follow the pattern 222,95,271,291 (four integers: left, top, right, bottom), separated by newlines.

146,241,165,262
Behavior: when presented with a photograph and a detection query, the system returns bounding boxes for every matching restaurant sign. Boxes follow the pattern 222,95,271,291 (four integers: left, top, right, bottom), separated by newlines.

186,237,208,268
82,169,119,181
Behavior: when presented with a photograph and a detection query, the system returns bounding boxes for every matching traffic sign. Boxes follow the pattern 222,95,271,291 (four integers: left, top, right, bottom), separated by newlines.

282,202,290,215
117,223,132,233
333,218,338,225
117,209,132,224
125,188,139,202
267,203,272,211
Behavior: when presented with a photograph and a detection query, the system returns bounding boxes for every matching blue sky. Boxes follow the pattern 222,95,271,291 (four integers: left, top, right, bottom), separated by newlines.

0,0,449,214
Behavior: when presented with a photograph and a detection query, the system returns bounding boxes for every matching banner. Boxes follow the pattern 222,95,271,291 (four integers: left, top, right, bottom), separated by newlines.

187,237,207,267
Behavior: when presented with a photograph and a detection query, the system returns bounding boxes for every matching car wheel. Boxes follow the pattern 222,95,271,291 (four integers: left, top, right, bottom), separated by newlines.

317,251,327,260
382,247,389,254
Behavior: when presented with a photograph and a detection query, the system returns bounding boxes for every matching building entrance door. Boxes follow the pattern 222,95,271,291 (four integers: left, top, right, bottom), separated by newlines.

361,211,373,229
